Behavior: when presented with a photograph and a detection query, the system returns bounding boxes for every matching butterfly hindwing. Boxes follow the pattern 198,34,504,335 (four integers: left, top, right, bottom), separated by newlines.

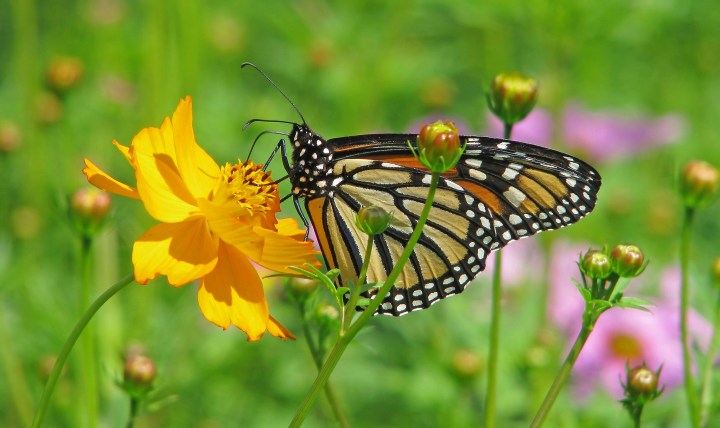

307,158,528,315
294,128,601,316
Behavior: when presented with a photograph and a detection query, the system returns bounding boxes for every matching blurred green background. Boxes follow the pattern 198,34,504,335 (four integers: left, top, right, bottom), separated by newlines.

1,0,719,426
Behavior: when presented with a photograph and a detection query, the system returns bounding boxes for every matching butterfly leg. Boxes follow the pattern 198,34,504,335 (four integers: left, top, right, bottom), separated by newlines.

293,195,312,241
262,139,291,172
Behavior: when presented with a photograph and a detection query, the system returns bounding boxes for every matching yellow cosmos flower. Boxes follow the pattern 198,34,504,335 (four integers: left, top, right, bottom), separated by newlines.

83,97,319,341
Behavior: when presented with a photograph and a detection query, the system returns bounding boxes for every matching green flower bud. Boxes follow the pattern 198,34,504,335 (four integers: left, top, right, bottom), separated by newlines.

610,244,645,278
47,56,84,93
487,72,538,125
0,121,22,153
625,364,663,401
680,160,719,209
123,354,156,396
356,205,392,236
580,250,612,279
416,120,464,173
451,349,484,381
70,188,112,237
712,256,720,287
72,188,112,222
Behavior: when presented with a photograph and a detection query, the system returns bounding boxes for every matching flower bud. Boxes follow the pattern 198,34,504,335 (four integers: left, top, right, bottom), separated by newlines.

47,56,84,93
316,303,340,323
72,188,112,222
123,354,156,394
35,92,63,125
625,364,662,401
451,349,484,381
680,160,719,209
580,250,611,279
610,244,645,278
487,72,538,125
712,256,720,287
356,205,392,236
416,120,463,173
0,121,22,153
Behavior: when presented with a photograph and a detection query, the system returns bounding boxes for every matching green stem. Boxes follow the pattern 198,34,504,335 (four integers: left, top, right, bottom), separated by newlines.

484,249,502,428
299,301,349,428
289,174,441,427
632,404,644,428
699,290,720,426
680,208,701,428
80,236,98,428
484,122,513,427
32,273,135,428
343,234,375,333
126,397,139,428
530,308,599,427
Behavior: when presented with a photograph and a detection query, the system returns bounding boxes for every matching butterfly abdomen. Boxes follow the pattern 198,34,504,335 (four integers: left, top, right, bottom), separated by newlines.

290,124,336,198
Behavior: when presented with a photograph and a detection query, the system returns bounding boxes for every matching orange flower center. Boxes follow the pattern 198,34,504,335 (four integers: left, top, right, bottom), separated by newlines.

220,161,277,214
609,333,643,360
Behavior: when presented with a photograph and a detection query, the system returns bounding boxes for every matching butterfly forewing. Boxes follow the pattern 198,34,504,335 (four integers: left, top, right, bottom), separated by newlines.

292,127,601,316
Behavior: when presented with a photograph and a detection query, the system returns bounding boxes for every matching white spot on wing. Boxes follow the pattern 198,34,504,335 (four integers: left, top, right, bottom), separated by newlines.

503,186,526,207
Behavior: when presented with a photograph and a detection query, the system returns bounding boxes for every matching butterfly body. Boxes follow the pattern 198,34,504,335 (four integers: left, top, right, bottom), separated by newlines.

286,124,601,316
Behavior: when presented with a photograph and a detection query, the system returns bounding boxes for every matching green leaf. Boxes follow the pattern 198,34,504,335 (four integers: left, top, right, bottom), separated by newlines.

356,298,371,307
615,297,653,312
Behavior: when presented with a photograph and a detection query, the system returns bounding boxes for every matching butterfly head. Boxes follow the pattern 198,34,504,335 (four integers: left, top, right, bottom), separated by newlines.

289,123,335,198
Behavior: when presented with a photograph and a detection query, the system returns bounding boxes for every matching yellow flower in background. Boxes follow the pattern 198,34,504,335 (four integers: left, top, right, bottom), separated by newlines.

83,97,319,341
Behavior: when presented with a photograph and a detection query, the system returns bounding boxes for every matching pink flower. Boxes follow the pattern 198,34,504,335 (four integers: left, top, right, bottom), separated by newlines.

485,109,553,147
547,242,712,398
483,238,545,289
562,103,686,162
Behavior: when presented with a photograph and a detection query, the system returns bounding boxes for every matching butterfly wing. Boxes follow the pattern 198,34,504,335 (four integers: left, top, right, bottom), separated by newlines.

306,134,600,316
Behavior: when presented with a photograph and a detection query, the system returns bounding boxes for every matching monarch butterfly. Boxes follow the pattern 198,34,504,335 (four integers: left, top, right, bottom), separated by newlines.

243,64,601,316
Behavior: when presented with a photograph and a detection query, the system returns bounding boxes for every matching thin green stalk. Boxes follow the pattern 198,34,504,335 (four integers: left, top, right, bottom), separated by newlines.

630,405,643,428
32,273,135,428
699,290,720,426
126,397,139,428
484,249,502,428
289,174,441,427
343,234,375,333
680,208,701,428
530,316,594,427
79,236,98,428
484,122,512,427
0,309,34,426
299,300,350,428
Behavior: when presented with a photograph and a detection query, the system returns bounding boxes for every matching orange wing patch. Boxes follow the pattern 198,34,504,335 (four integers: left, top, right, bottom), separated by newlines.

306,197,337,271
453,179,505,214
366,154,458,178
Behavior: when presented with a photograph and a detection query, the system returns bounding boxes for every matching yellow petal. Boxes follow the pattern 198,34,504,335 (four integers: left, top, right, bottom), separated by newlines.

276,218,307,240
132,217,218,285
251,225,320,273
267,315,295,340
197,241,274,341
112,140,134,167
133,127,201,223
198,198,264,246
172,97,220,200
82,158,140,200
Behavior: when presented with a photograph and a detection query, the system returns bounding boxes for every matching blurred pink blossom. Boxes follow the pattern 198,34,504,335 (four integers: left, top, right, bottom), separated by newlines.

547,242,712,398
562,103,686,162
483,103,685,163
483,238,545,289
485,108,554,147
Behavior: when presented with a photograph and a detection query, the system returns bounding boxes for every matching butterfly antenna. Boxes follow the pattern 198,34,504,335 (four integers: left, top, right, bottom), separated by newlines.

241,62,307,125
242,118,297,132
245,129,290,163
